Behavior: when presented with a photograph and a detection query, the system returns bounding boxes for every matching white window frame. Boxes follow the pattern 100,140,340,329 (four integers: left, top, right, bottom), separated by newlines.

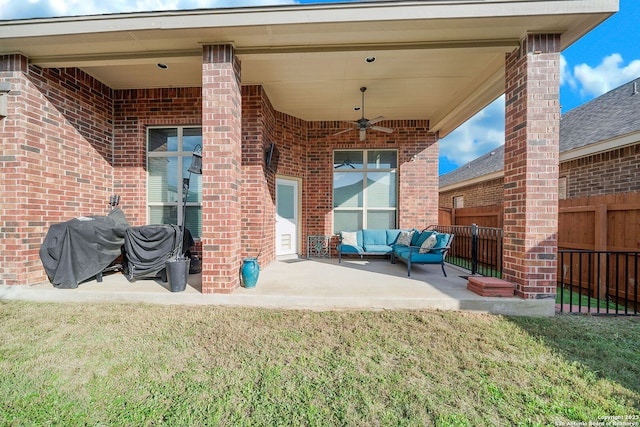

453,196,464,209
146,126,202,237
332,149,398,233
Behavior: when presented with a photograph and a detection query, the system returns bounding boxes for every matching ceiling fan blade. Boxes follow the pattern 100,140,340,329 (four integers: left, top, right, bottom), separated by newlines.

368,116,386,125
334,159,356,169
371,125,393,133
333,128,355,136
359,129,367,141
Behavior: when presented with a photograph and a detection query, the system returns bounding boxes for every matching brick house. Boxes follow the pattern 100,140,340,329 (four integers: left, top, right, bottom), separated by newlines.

0,1,617,299
440,76,640,209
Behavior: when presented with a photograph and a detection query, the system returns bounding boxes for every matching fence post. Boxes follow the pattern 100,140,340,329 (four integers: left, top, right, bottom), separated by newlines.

471,223,478,275
595,204,608,300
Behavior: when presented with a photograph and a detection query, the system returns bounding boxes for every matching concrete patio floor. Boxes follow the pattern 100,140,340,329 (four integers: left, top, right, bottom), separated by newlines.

0,258,554,316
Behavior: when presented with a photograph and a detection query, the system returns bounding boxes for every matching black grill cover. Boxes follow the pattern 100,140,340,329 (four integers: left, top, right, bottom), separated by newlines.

123,225,194,280
39,208,129,289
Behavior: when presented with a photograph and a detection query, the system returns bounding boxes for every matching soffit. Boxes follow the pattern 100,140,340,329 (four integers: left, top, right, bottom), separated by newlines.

0,0,618,137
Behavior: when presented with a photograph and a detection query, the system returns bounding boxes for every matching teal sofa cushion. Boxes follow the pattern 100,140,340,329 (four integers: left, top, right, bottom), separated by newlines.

386,229,402,245
410,230,422,246
339,244,363,254
406,252,444,263
361,229,399,254
363,229,388,246
363,244,393,253
392,245,412,258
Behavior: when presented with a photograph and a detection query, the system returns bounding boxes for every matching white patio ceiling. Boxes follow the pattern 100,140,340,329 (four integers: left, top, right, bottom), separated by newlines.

0,0,617,137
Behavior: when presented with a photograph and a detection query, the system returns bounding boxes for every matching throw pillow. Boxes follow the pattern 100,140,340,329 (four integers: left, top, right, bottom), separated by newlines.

419,233,438,253
341,231,358,247
396,230,414,246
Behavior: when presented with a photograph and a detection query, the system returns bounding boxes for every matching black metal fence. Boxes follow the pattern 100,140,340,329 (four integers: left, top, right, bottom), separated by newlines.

429,224,503,278
428,223,639,315
557,250,640,315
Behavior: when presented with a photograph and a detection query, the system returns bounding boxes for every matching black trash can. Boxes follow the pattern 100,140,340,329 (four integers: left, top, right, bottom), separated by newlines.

166,258,190,292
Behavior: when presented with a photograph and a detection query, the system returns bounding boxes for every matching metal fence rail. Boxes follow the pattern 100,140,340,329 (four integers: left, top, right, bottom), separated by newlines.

558,250,639,315
429,224,503,278
428,223,639,315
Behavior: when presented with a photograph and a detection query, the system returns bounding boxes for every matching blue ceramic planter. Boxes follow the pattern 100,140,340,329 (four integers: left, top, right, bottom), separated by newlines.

241,257,260,288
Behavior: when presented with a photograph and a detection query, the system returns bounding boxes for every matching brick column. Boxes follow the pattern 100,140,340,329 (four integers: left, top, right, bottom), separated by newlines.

0,55,31,285
201,45,242,294
503,34,560,299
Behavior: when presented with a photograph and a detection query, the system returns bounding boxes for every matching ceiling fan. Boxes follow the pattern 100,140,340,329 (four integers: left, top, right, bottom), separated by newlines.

334,158,356,169
334,87,393,141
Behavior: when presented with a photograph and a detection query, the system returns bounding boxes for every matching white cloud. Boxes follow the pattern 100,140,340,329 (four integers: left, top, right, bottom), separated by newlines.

438,95,505,168
0,0,299,19
560,55,577,90
568,53,640,98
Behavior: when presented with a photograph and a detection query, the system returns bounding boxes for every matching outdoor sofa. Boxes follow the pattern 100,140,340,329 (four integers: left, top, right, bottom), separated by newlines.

390,230,454,277
336,228,454,276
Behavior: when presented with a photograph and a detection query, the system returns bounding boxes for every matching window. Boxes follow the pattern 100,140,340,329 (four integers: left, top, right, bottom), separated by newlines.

453,196,464,209
333,149,397,233
558,176,567,200
147,127,202,237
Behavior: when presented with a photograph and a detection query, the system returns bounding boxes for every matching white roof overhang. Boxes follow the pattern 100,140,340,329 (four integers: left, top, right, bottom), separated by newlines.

0,0,618,136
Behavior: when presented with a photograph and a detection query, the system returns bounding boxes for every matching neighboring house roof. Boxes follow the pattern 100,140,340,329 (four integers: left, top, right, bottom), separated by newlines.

440,77,640,190
0,1,616,138
439,145,504,189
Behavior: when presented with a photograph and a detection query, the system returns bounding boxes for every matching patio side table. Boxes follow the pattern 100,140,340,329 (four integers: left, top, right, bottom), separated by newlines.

307,235,331,258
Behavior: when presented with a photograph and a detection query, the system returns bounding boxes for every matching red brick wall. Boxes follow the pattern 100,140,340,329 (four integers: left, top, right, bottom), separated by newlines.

439,177,504,209
262,91,308,261
439,142,640,210
306,119,438,237
561,144,640,198
240,85,287,267
0,55,114,285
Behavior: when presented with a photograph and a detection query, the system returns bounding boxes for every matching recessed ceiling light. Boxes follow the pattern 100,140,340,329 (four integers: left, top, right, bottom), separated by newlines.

365,56,376,63
157,63,168,69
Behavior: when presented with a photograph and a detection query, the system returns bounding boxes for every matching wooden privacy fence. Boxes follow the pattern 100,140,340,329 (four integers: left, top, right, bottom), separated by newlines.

438,205,503,228
439,193,639,252
558,193,640,310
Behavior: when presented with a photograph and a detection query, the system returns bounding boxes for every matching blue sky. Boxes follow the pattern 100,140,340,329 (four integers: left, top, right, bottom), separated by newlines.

2,0,638,175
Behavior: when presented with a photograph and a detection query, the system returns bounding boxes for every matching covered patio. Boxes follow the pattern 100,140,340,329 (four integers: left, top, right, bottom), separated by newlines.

0,259,553,316
0,0,619,302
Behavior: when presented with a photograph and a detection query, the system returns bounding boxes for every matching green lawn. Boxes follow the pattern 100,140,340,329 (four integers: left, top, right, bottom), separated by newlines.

1,301,638,426
556,286,628,311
